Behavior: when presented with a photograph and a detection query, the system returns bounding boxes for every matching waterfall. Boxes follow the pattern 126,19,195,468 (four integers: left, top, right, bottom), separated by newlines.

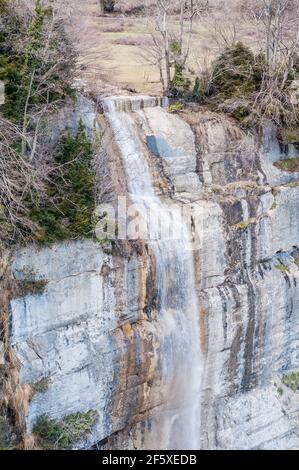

103,96,203,450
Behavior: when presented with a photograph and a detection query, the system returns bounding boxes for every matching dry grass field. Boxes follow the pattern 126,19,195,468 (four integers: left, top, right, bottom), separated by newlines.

71,0,260,95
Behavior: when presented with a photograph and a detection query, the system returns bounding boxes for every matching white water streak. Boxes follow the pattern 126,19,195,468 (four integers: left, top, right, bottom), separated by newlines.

103,96,203,450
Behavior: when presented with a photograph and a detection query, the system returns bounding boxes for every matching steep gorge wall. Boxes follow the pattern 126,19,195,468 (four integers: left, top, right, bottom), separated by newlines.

4,97,299,449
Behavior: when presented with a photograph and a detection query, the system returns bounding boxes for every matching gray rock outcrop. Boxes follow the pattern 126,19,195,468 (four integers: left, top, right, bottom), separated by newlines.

6,97,299,450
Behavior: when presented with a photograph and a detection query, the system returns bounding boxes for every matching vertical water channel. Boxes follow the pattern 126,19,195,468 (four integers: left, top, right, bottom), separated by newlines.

103,96,202,449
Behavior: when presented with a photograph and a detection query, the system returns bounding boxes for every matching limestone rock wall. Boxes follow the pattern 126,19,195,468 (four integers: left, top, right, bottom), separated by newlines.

10,240,161,448
7,99,299,450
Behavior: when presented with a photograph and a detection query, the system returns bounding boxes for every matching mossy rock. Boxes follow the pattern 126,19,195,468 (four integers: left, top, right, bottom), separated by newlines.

33,410,98,449
274,158,299,173
233,217,256,231
292,250,299,267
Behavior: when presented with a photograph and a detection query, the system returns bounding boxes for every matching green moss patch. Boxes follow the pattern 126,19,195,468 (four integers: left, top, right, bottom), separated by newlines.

278,128,299,144
282,372,299,392
169,64,191,99
32,378,50,394
168,102,184,113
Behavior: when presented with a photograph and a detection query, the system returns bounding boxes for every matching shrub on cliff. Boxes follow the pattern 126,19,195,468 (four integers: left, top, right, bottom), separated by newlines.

102,0,117,13
282,372,299,392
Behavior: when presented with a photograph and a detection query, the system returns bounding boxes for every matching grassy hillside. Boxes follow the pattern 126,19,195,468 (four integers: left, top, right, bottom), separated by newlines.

72,0,260,95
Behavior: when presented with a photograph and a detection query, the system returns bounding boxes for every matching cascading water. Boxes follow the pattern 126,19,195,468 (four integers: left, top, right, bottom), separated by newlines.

103,96,203,450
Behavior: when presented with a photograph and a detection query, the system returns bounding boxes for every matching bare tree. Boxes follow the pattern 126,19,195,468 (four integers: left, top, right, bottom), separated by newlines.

143,0,210,94
247,0,299,124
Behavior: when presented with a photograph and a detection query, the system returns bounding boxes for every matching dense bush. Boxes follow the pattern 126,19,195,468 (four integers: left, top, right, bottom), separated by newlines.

0,0,76,123
167,43,264,110
103,0,116,13
210,42,264,100
282,372,299,392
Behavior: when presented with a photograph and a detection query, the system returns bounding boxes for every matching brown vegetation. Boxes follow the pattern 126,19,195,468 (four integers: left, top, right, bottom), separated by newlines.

274,158,299,172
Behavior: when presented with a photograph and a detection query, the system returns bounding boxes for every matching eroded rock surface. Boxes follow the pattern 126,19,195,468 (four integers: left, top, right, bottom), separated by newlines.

7,97,299,449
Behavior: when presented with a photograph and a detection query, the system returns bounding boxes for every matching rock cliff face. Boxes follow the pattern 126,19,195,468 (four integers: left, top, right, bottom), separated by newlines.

5,96,299,449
